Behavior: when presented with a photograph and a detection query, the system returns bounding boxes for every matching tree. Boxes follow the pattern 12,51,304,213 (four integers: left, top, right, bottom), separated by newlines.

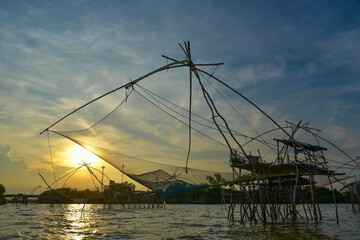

0,183,6,205
206,173,226,185
105,180,136,193
205,173,226,203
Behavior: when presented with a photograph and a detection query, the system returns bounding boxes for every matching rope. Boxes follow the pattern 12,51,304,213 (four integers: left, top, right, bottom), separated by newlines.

46,166,82,189
62,88,134,133
132,87,228,148
83,161,98,190
40,61,187,134
47,131,58,188
63,166,83,187
194,67,248,158
137,83,279,157
136,84,258,141
50,129,232,175
199,71,276,154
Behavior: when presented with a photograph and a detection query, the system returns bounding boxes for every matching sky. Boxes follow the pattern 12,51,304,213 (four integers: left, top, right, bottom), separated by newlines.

0,0,359,194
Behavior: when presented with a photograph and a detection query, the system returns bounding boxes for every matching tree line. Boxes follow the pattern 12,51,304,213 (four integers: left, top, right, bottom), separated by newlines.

0,175,354,205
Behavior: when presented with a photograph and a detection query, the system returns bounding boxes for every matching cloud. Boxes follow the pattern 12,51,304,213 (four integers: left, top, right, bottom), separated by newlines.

321,29,360,69
324,126,346,140
343,137,360,150
0,143,89,193
0,144,38,192
323,126,360,153
232,63,285,88
0,144,28,172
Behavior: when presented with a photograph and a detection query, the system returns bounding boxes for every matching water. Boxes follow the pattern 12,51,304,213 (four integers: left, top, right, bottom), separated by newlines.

0,204,359,239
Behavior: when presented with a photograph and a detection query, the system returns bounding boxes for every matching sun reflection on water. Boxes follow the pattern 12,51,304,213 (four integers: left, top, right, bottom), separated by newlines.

62,204,97,240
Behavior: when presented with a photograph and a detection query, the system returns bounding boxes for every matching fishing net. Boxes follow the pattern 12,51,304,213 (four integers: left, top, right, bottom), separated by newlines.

45,64,243,198
43,43,359,199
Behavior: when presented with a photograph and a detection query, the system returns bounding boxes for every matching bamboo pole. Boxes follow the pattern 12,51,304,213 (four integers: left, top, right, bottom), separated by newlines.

309,175,318,224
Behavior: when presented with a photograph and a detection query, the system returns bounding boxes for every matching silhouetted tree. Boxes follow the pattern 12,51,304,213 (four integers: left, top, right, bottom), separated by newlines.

206,173,226,185
0,183,6,205
104,180,136,193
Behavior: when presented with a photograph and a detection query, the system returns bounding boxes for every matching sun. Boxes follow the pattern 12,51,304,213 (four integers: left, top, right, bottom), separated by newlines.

70,145,98,166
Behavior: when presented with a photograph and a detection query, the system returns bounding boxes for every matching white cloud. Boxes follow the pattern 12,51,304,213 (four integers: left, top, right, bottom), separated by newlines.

321,28,360,69
324,126,347,140
343,137,360,150
224,62,285,89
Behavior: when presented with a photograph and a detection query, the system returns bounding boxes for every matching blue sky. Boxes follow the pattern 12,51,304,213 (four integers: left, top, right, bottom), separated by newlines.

0,1,359,193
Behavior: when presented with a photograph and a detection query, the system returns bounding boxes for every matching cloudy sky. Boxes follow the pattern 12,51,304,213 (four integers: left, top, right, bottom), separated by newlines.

1,1,359,193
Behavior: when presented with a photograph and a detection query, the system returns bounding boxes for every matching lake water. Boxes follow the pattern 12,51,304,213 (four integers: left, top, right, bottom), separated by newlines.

0,204,359,239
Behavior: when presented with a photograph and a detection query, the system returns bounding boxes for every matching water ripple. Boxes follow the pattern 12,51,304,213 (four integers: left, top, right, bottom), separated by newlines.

0,204,358,239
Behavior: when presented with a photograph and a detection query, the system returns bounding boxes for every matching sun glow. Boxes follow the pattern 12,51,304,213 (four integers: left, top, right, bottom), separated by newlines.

70,145,98,166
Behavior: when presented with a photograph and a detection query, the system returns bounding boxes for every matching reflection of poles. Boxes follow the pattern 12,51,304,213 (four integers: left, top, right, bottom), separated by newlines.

101,166,105,192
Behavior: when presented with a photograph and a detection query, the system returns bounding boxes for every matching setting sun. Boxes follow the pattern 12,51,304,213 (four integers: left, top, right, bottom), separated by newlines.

70,145,99,166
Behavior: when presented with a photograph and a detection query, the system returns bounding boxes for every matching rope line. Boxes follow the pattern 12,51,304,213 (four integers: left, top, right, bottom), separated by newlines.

64,88,134,133
136,84,278,151
132,87,228,148
47,131,58,188
198,71,276,154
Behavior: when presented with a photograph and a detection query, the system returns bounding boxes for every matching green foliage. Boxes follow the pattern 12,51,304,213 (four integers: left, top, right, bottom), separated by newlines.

315,187,346,203
206,173,225,195
104,180,136,194
0,184,6,205
102,181,138,204
0,184,5,195
206,173,226,185
168,173,228,204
